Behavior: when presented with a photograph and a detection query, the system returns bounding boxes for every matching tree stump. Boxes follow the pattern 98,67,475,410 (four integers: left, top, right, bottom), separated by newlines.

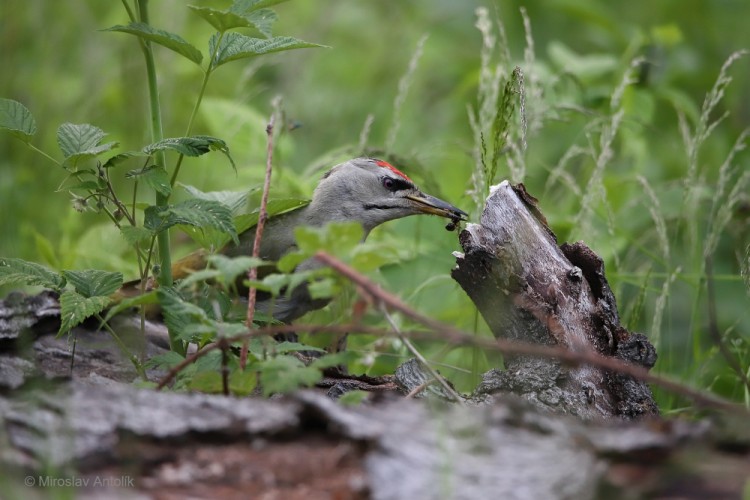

452,181,658,419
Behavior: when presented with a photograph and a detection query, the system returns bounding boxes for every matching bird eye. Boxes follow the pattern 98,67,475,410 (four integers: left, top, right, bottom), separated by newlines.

382,177,395,190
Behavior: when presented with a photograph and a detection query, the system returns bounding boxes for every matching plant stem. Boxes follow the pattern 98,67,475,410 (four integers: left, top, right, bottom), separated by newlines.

96,313,148,379
240,97,281,369
170,68,214,187
136,0,173,288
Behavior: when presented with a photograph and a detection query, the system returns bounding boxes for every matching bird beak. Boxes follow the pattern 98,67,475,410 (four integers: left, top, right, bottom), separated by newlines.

405,192,468,221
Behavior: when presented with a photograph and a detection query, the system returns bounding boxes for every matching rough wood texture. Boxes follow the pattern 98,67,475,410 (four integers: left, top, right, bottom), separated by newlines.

452,181,658,419
2,377,748,499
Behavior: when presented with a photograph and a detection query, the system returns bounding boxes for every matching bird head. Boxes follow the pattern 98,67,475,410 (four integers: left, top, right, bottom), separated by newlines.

306,157,468,233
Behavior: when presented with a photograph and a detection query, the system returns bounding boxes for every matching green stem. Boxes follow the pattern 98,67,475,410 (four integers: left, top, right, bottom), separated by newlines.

136,0,173,288
169,33,222,187
27,143,63,167
96,313,147,379
169,67,212,187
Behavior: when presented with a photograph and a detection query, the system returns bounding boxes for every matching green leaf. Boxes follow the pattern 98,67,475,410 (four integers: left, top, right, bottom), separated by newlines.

256,355,322,395
338,390,369,406
104,22,203,65
57,123,118,164
102,151,148,169
242,9,278,38
145,199,238,244
307,277,338,300
102,290,159,323
276,251,306,273
231,0,290,13
294,221,364,254
180,184,256,215
188,371,224,393
157,287,209,337
58,290,111,335
209,32,324,69
234,198,309,234
62,269,123,298
0,257,65,290
207,254,268,284
228,369,257,395
119,226,153,246
0,98,37,142
143,135,231,161
189,6,254,32
126,165,172,196
144,351,185,371
351,244,401,272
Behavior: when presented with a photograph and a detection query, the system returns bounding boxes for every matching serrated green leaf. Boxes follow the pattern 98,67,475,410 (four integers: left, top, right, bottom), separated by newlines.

180,322,218,342
210,33,324,69
102,151,148,168
177,268,223,289
158,287,209,338
243,9,278,38
0,257,65,290
276,251,306,273
104,22,203,65
120,226,153,246
143,135,228,158
58,290,111,335
263,273,293,296
188,371,224,393
180,184,255,215
194,349,223,372
126,165,171,196
256,355,321,395
234,198,309,234
189,6,253,32
102,290,159,323
68,180,101,191
57,123,118,164
294,221,363,255
145,199,238,243
228,369,257,395
190,0,282,36
143,351,185,371
351,244,400,272
207,254,268,284
307,277,338,300
62,269,123,298
230,0,290,14
0,98,37,142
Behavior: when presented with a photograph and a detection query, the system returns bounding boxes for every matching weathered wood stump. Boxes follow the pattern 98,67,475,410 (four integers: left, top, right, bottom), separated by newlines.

452,181,658,419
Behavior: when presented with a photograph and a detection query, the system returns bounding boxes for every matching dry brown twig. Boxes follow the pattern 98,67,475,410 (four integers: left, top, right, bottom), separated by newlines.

240,96,282,370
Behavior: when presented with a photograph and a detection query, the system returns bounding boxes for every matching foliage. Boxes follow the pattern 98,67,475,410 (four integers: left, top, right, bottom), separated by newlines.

1,1,749,408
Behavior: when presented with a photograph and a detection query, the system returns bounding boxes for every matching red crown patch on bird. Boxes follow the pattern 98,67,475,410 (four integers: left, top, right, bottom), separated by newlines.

375,159,411,182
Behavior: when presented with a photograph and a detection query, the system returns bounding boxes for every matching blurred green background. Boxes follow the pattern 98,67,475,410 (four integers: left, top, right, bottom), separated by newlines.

1,0,749,408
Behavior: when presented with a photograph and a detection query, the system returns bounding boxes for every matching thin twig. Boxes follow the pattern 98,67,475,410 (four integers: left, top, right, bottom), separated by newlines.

405,378,437,399
705,256,750,391
241,96,281,369
381,306,465,405
220,338,230,396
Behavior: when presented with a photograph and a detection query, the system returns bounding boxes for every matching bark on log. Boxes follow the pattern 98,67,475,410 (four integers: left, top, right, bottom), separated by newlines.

452,181,658,419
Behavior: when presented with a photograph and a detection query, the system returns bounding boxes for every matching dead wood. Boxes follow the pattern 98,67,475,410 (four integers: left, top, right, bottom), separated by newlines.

452,181,659,419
